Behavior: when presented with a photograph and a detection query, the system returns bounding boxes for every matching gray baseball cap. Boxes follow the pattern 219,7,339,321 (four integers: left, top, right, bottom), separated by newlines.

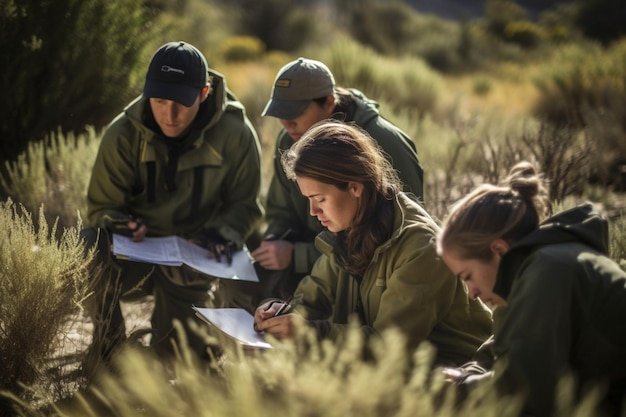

262,57,335,120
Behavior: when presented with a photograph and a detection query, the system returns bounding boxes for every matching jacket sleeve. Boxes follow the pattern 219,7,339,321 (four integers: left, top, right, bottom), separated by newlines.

86,118,137,228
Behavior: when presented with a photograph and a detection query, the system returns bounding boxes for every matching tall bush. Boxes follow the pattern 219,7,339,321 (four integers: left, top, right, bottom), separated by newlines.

0,127,101,232
220,0,319,52
533,40,626,185
0,200,92,415
0,0,150,164
318,38,443,119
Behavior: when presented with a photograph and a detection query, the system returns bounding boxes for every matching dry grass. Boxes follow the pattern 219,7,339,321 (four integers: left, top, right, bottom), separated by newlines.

0,200,92,415
1,35,625,417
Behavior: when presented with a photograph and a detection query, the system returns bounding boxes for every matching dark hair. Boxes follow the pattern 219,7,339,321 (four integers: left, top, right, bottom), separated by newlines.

437,161,550,261
281,120,401,276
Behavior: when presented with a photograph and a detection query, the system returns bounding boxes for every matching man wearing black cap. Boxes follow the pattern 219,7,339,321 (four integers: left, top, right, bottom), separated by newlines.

81,41,263,369
248,57,424,306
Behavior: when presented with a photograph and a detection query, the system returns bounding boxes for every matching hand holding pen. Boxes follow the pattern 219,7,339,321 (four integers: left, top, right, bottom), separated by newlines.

253,296,295,340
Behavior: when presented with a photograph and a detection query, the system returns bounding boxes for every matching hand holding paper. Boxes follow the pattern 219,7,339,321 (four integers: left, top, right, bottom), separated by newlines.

112,234,259,281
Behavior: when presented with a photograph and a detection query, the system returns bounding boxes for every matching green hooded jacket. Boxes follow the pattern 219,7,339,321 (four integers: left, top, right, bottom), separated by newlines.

265,88,424,274
86,70,263,247
293,193,493,366
467,203,626,417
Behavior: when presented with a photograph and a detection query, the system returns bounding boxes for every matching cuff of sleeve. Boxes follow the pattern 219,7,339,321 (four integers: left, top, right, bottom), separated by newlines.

218,225,244,249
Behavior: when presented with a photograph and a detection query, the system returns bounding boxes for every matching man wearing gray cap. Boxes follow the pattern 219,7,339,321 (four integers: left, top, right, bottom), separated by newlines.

81,41,263,370
249,57,424,305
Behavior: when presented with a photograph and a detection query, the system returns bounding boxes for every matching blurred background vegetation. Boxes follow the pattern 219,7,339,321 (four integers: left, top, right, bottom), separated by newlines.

1,0,626,415
2,0,626,225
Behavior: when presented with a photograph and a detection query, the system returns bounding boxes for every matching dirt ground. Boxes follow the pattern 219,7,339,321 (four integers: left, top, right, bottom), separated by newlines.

50,297,155,390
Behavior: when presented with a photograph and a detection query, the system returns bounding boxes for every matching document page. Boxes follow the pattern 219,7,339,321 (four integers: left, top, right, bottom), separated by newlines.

181,239,259,282
193,307,272,349
112,234,182,266
112,234,259,281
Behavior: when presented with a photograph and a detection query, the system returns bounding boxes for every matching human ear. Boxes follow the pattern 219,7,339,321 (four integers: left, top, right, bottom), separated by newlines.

490,239,510,257
200,85,210,102
349,182,363,198
325,95,335,110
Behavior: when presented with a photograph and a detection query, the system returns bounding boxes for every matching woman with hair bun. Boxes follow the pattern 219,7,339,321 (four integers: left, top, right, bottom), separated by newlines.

437,161,626,417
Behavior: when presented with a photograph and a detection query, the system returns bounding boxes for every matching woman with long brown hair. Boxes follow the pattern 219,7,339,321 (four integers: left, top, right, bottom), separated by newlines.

254,120,492,366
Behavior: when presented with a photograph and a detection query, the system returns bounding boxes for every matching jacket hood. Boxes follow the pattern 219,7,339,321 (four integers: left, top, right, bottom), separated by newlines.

340,88,380,127
493,202,609,299
122,69,245,148
512,202,608,254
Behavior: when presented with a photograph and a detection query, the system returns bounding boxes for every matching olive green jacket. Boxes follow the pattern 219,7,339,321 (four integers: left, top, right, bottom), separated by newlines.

86,71,263,247
293,193,493,366
265,88,424,274
461,203,626,417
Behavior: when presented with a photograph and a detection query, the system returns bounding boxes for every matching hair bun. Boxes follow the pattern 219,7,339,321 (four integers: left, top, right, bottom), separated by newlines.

504,161,550,218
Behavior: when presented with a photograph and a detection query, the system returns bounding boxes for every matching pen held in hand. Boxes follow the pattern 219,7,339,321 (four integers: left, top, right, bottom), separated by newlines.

273,296,293,317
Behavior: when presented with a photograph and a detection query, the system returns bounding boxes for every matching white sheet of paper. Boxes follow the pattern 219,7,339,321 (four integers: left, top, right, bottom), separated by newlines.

112,234,182,266
193,307,272,349
112,234,259,281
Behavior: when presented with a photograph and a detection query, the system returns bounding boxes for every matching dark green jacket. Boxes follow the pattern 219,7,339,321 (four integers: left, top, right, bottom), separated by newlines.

294,193,492,366
468,203,626,417
265,88,424,273
86,71,263,247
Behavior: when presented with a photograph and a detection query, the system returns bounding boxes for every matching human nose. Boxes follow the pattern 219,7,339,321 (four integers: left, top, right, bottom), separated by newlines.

164,102,179,121
309,200,320,216
467,284,480,300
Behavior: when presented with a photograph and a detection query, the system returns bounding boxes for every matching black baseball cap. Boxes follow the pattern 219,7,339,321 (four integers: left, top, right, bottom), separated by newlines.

143,41,208,107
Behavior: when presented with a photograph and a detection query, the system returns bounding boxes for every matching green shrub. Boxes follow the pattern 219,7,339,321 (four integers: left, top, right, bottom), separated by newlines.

473,76,493,96
347,0,417,56
504,21,547,48
532,40,626,185
533,40,626,126
0,0,150,163
485,0,528,39
219,36,266,62
0,127,101,232
319,38,443,119
225,0,320,52
0,200,92,415
406,14,464,72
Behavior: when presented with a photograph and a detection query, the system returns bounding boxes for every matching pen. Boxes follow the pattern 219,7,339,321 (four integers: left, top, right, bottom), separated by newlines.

273,296,293,317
